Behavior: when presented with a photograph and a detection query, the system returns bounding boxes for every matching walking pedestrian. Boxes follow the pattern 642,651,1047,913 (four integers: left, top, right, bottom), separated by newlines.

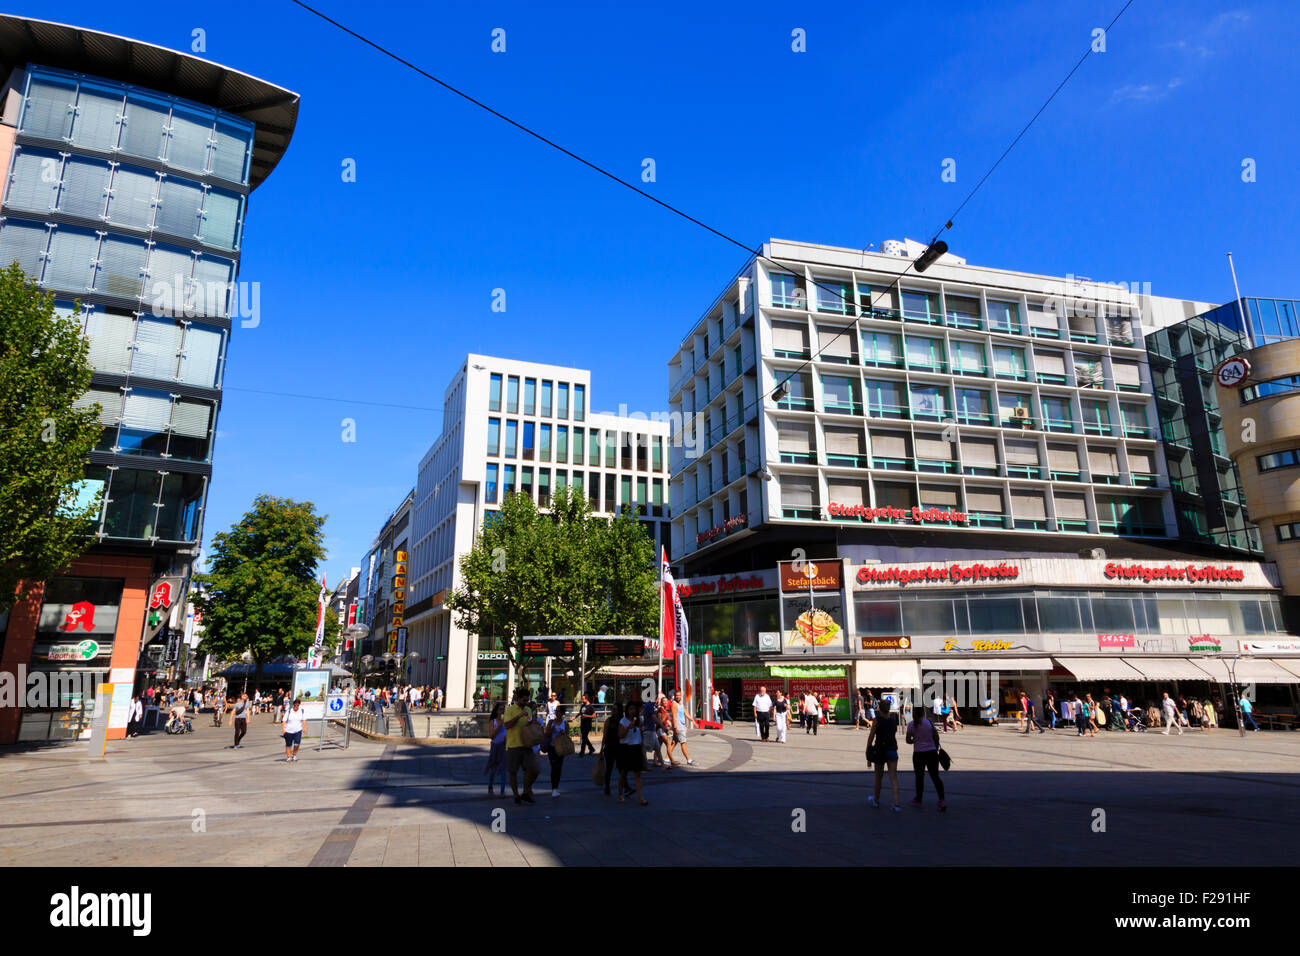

1160,692,1183,735
601,701,623,796
1084,694,1099,736
281,698,306,762
1239,693,1260,731
504,687,540,805
617,700,649,806
1073,693,1088,736
485,703,508,795
855,690,868,731
753,685,773,742
803,691,820,735
1205,698,1218,731
905,705,946,810
127,694,144,737
578,695,597,754
230,693,251,748
545,705,571,797
667,689,697,766
1045,692,1057,730
1022,692,1043,734
711,688,721,723
866,698,901,811
774,690,789,743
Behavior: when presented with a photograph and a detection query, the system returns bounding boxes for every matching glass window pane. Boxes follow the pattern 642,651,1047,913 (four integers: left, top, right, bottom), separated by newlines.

177,323,224,387
22,74,77,139
106,164,159,229
120,93,169,162
574,384,585,422
131,317,183,381
102,468,162,539
57,156,111,219
165,105,214,174
155,177,204,240
199,188,242,251
211,119,252,184
94,234,147,299
45,227,99,292
523,378,536,415
71,83,125,151
156,473,204,541
7,148,62,213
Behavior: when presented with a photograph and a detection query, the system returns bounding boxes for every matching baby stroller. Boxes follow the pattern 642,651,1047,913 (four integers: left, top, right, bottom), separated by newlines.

1127,709,1148,733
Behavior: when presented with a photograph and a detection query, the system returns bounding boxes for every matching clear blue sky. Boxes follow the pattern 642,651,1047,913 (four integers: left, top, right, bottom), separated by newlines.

28,0,1300,585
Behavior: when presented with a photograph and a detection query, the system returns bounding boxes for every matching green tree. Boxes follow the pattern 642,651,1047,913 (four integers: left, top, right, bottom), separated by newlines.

0,263,103,613
448,484,658,680
193,495,328,690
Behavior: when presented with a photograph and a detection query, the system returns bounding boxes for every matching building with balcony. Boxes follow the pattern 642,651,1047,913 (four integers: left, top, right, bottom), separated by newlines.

0,17,297,743
402,355,672,707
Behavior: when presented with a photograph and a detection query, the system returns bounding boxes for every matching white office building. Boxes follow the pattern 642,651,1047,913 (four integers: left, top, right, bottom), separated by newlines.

405,355,672,707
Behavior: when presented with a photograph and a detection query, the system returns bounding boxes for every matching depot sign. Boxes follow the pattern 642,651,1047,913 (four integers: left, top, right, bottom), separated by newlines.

829,503,967,524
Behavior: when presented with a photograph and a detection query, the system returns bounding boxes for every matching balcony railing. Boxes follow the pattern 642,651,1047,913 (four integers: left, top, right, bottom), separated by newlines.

781,507,821,520
1083,422,1115,436
774,348,811,360
1131,473,1160,487
1003,465,1045,479
866,403,910,419
1036,373,1068,385
956,412,993,425
1044,418,1075,433
947,315,984,330
776,397,815,412
962,465,999,477
826,453,869,468
989,321,1024,335
779,451,817,465
1090,474,1123,485
1030,327,1062,339
871,456,913,471
916,458,959,474
1050,470,1083,482
968,512,1008,528
823,400,864,416
1056,519,1090,533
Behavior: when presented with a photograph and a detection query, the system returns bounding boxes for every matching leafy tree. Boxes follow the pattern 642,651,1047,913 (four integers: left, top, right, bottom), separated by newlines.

193,495,328,689
448,484,658,683
0,264,102,613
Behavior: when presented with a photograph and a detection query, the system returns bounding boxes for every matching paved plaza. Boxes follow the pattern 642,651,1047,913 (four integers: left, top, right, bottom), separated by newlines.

1,717,1297,866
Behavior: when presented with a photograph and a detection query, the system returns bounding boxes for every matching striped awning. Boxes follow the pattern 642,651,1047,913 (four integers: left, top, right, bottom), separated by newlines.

1121,658,1217,681
1194,657,1300,684
856,659,922,688
920,658,1053,671
1053,657,1146,681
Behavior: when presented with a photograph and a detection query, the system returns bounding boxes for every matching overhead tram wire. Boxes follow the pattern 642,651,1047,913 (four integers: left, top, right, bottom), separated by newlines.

223,385,443,414
291,0,1136,427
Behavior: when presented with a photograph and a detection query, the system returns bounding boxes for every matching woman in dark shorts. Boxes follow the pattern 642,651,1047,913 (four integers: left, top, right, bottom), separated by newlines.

617,699,648,806
865,698,902,811
600,701,624,795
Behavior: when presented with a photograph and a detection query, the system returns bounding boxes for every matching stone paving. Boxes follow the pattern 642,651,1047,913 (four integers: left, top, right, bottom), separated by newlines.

1,715,1297,866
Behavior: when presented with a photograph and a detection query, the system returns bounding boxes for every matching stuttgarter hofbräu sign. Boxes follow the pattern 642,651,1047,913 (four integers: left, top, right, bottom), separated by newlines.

828,503,967,524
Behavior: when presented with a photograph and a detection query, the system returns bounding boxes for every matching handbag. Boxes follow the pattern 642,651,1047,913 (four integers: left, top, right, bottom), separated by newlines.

934,720,952,770
551,728,575,757
592,754,605,785
521,720,544,748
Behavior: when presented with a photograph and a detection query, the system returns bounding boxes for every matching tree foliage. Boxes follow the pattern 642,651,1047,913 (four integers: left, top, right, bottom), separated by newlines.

193,495,329,687
448,484,658,666
0,263,103,612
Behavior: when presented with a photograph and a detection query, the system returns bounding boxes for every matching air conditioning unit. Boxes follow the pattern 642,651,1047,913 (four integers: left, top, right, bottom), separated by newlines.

1012,406,1030,419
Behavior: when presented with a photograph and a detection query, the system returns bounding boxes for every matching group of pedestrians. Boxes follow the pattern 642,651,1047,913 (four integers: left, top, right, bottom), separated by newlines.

864,698,949,812
354,683,444,714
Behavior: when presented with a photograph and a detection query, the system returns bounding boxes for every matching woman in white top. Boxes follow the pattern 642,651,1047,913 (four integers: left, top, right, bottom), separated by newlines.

281,698,307,762
617,700,648,806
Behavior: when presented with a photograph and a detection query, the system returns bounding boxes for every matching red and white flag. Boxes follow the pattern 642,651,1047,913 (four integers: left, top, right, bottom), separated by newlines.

313,572,328,648
661,548,688,658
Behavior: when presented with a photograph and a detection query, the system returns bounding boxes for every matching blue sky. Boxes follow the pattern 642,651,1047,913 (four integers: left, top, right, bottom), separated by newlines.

28,0,1300,585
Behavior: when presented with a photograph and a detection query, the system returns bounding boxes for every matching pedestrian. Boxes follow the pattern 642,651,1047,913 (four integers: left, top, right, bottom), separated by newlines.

1084,694,1099,736
617,700,649,806
485,703,508,795
866,698,902,811
434,686,443,712
546,691,559,722
648,694,670,768
281,698,306,762
774,690,789,743
819,693,831,725
711,688,721,722
231,693,251,748
855,690,868,731
1073,693,1088,736
597,685,606,706
1205,698,1218,731
578,694,597,754
600,701,623,796
544,704,571,797
905,703,946,810
1239,693,1259,731
668,689,698,765
127,694,144,737
934,693,948,731
1022,692,1043,734
504,687,540,805
1160,692,1183,736
1045,692,1057,730
752,685,773,742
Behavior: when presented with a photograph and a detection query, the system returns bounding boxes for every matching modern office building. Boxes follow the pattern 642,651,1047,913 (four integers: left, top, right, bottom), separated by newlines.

665,239,1300,716
404,355,672,707
0,17,297,743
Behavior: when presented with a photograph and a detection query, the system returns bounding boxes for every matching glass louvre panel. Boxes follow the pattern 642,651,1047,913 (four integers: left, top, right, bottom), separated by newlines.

825,427,865,455
71,84,124,151
95,235,147,298
155,178,204,239
772,323,809,352
166,106,214,174
817,327,853,359
211,119,252,184
176,322,223,388
146,245,193,294
22,75,77,139
1012,491,1047,518
961,438,997,466
57,156,111,219
780,476,816,507
156,473,204,542
1054,492,1087,519
1127,448,1155,472
198,188,242,250
7,149,62,211
131,318,183,380
993,346,1025,376
44,227,98,292
778,421,813,452
192,256,234,316
0,219,50,279
1035,351,1066,373
73,388,123,425
1113,362,1142,386
828,481,867,506
1047,443,1081,469
120,94,169,161
121,391,173,431
103,469,162,539
106,165,159,229
84,311,135,373
1004,439,1040,465
1089,448,1119,474
920,483,959,507
870,431,910,458
966,488,1004,512
914,433,953,459
170,399,211,437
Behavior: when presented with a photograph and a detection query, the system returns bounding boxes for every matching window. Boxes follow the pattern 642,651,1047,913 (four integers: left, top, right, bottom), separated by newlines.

621,433,634,470
951,340,986,375
605,473,616,512
521,467,533,500
487,418,500,456
102,468,163,539
906,336,944,371
556,425,568,463
506,376,519,413
538,469,551,507
1082,400,1112,435
945,295,982,329
902,290,940,323
775,371,814,410
822,375,861,413
573,427,584,464
504,420,518,457
522,422,535,460
131,317,183,381
504,464,517,497
865,379,906,418
523,378,536,415
652,436,664,472
1035,350,1067,384
574,384,585,422
1042,396,1073,432
168,398,213,461
589,429,601,464
637,477,648,509
557,383,569,419
999,391,1032,426
652,478,664,516
817,326,855,363
489,374,502,411
861,331,902,367
988,300,1020,333
22,74,78,140
539,423,551,461
772,321,810,358
636,436,648,471
485,463,499,504
118,388,173,456
1258,448,1300,473
605,431,617,468
1276,521,1300,541
780,475,818,518
956,388,991,424
1120,404,1149,437
778,421,816,464
58,156,112,220
539,380,552,417
815,277,851,314
771,273,805,308
910,384,949,421
992,346,1026,379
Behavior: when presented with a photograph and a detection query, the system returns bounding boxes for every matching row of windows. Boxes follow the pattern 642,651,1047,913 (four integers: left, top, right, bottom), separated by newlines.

0,217,236,316
488,373,585,421
485,418,666,470
7,146,244,252
55,304,226,389
1242,375,1300,404
76,386,215,462
1258,448,1300,473
484,466,669,515
21,68,254,186
75,465,205,543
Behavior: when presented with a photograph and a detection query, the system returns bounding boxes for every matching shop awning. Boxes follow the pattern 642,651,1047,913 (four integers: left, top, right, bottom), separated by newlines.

1053,657,1146,681
714,665,773,678
1274,659,1300,680
593,663,662,678
1193,657,1300,684
1121,658,1217,681
920,658,1053,671
856,660,922,688
769,664,846,679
